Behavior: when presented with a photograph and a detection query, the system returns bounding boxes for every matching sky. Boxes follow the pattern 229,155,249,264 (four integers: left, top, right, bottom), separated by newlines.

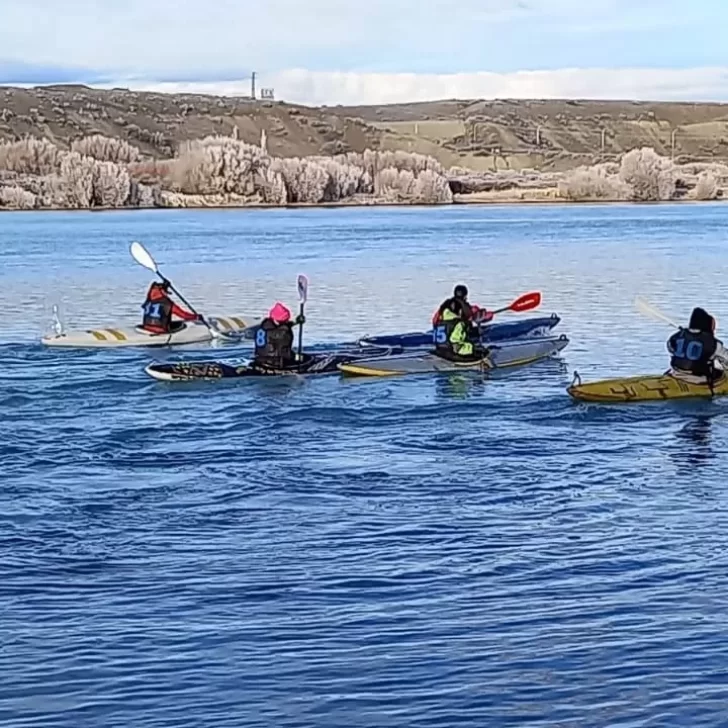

0,0,727,105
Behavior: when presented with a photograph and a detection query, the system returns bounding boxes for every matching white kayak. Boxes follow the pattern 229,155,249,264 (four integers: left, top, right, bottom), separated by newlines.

41,314,253,348
338,335,569,377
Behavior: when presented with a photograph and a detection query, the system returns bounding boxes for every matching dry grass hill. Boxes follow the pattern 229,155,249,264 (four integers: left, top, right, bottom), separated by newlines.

2,85,728,172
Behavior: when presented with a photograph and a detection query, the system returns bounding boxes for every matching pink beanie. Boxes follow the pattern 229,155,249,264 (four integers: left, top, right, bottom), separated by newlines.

269,302,291,323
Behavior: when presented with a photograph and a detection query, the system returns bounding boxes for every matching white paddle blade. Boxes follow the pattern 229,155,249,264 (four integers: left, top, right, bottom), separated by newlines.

130,241,159,274
297,274,309,303
634,296,680,329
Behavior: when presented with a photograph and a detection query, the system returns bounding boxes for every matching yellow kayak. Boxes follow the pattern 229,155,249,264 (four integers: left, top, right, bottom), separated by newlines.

567,370,728,403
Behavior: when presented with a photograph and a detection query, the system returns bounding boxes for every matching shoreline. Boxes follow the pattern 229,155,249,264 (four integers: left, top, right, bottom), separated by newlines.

1,194,726,213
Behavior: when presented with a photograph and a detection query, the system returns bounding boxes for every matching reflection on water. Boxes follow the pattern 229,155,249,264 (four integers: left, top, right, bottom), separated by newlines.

671,415,717,472
434,373,488,401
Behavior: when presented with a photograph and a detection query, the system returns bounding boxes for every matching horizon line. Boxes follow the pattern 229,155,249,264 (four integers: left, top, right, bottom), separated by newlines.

4,82,728,109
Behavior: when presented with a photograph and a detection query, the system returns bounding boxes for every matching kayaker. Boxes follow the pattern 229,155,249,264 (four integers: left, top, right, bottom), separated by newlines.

432,284,493,326
667,307,728,384
432,292,489,362
141,281,202,334
253,301,306,370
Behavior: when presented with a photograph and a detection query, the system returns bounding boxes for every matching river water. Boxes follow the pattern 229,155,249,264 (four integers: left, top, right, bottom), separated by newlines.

2,203,728,727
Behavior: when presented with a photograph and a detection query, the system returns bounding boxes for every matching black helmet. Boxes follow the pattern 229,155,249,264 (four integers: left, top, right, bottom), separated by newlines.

453,284,468,300
689,307,715,333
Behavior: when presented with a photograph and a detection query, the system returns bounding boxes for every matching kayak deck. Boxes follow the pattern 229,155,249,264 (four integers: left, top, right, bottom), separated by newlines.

567,370,728,403
357,313,561,349
339,335,569,377
145,347,401,382
42,314,252,348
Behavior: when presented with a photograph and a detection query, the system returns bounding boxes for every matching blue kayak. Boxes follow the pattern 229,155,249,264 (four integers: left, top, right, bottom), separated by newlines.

357,314,561,349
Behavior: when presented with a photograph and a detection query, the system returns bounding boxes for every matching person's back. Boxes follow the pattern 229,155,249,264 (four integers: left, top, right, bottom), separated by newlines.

668,306,724,383
432,285,493,325
141,281,200,334
432,297,485,360
254,302,297,369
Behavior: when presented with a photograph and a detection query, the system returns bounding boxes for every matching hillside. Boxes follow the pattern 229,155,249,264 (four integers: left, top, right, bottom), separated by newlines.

0,85,383,162
2,86,728,172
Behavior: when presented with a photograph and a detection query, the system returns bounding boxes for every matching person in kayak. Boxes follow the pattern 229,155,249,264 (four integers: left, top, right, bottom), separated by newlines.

667,307,728,384
140,281,202,334
433,284,493,329
253,301,306,370
432,287,490,362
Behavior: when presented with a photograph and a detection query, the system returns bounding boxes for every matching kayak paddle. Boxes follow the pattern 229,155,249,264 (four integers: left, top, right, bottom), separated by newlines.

129,241,238,342
296,274,308,361
634,296,680,329
490,291,542,316
635,297,728,372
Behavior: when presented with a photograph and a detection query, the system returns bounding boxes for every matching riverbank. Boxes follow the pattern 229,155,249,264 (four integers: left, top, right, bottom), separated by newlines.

2,188,728,213
1,134,726,211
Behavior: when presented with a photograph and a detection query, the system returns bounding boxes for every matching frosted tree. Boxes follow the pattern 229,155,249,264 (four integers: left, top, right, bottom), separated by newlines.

172,136,270,196
0,138,62,175
92,161,131,207
71,135,141,164
413,169,453,203
272,158,329,203
59,152,94,208
694,171,718,200
619,147,675,201
0,185,36,209
558,164,630,201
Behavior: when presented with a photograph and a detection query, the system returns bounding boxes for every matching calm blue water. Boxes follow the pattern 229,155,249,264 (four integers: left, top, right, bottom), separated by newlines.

3,203,728,727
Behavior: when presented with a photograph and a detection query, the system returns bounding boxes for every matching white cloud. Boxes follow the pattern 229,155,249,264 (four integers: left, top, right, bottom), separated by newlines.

0,0,707,73
98,66,728,106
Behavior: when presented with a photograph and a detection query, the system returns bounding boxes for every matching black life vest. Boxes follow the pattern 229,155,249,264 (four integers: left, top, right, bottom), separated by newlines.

254,318,295,368
669,328,717,377
142,290,173,332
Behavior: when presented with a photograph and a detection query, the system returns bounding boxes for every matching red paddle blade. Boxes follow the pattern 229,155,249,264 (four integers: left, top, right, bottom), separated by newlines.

509,291,541,313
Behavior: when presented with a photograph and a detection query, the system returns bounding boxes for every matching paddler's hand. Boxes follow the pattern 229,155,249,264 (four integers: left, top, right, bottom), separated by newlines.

295,314,306,325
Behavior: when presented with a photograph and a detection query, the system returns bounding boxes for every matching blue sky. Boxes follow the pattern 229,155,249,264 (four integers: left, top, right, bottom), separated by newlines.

1,0,727,104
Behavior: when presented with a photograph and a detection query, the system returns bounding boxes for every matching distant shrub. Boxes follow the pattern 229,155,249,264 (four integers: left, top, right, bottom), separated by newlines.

309,156,371,199
0,185,36,209
71,134,141,163
694,171,718,200
129,180,162,208
171,136,269,196
412,169,453,203
336,149,444,178
374,167,416,201
0,137,62,175
619,147,675,201
272,156,374,203
372,166,453,204
261,169,288,205
59,152,94,207
272,158,329,203
558,164,629,201
36,174,65,208
92,160,131,207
